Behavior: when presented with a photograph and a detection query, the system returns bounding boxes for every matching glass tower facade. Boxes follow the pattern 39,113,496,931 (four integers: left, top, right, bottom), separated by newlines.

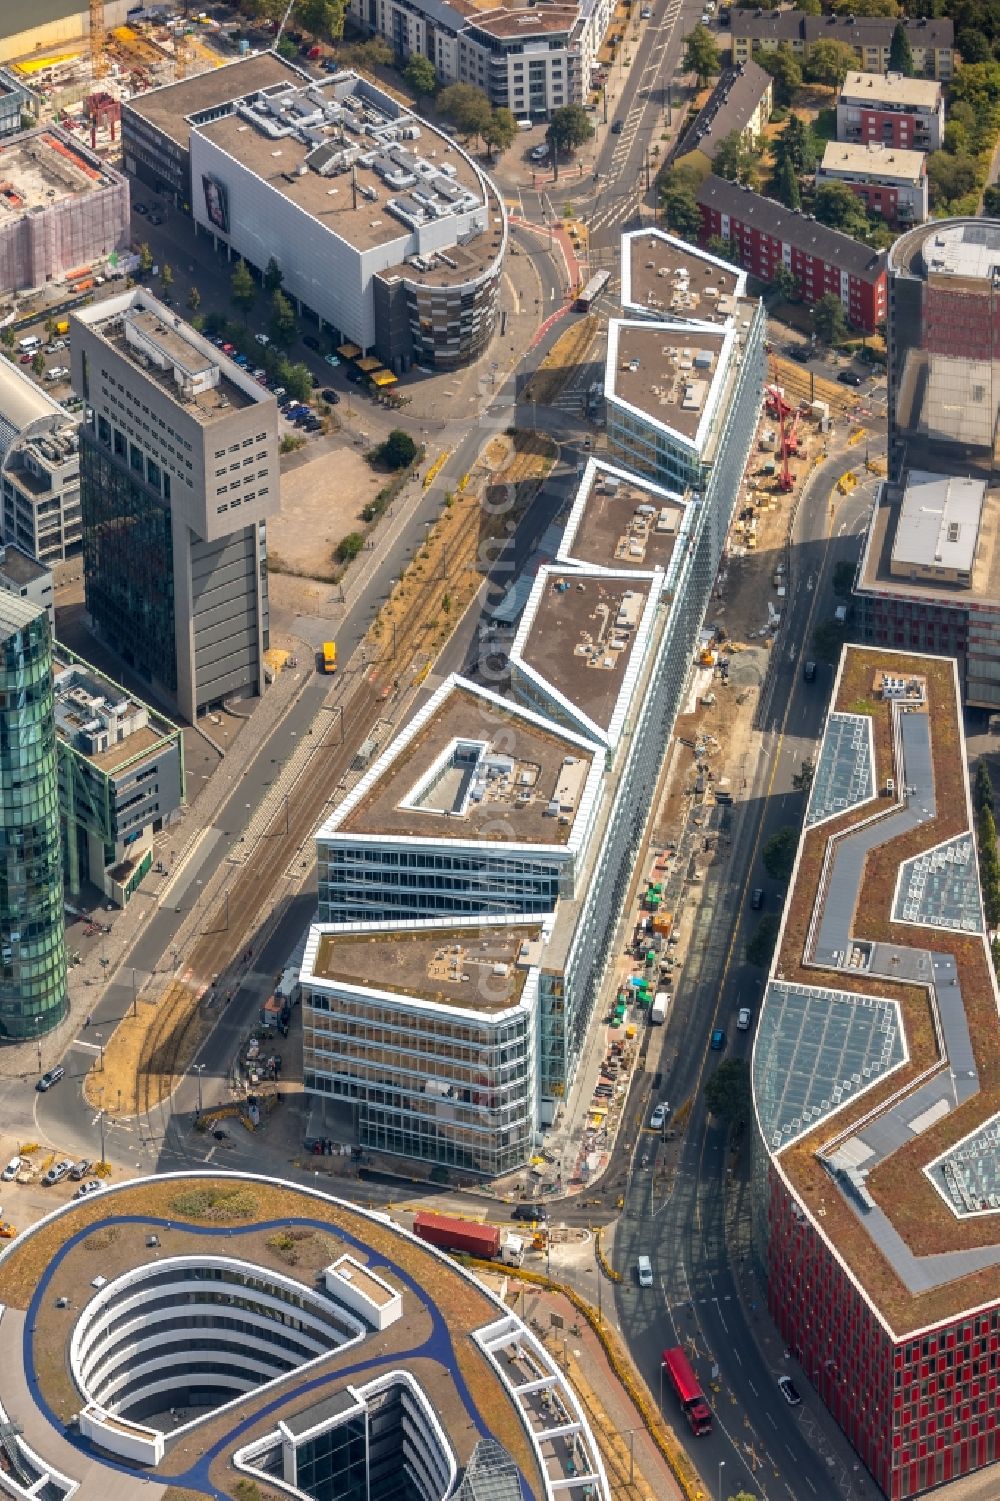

0,596,67,1041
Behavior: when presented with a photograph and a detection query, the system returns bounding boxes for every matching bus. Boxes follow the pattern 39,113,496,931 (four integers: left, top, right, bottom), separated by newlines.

575,268,610,311
321,642,337,674
662,1346,712,1435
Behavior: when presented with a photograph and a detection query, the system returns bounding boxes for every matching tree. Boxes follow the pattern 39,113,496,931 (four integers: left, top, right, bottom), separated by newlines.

770,263,799,301
335,532,365,564
263,256,284,294
269,288,297,347
833,560,856,599
683,24,721,86
812,292,849,346
727,1491,763,1501
775,112,816,175
746,913,780,968
944,120,970,155
230,258,256,320
712,129,756,184
814,181,869,237
792,759,815,794
187,284,201,312
483,107,517,159
889,19,914,75
926,151,980,209
706,235,739,263
284,362,313,403
975,760,994,817
403,54,438,101
297,0,346,39
812,616,848,663
704,1059,751,1127
31,350,45,379
660,179,701,238
378,428,418,469
772,153,801,210
160,263,174,295
0,325,14,351
437,83,493,142
763,826,798,882
546,105,594,181
985,184,1000,216
759,45,802,106
44,316,57,341
804,38,858,87
956,29,993,63
138,241,154,276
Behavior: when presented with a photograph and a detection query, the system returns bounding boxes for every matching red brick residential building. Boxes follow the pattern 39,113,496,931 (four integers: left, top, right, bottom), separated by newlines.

837,71,944,153
695,175,887,332
818,142,927,226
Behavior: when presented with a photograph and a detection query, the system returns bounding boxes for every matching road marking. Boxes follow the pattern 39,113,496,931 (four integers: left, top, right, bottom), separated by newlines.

748,1381,758,1397
72,1039,101,1053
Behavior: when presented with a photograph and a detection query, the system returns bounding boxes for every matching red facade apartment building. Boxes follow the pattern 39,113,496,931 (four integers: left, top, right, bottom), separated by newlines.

695,175,887,332
837,71,945,153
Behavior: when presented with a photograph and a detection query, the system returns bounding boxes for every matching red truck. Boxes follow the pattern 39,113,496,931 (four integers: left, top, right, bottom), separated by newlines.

662,1346,713,1435
413,1212,501,1259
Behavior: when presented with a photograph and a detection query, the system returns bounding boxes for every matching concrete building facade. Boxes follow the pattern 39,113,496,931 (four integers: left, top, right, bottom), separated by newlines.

0,593,66,1042
0,353,81,565
672,62,773,182
818,142,927,227
837,71,944,153
696,174,888,333
71,289,279,723
730,13,953,81
0,542,52,631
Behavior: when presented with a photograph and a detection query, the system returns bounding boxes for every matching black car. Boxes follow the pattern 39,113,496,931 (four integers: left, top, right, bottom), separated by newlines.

149,214,163,226
303,334,321,352
36,1065,65,1091
838,369,863,387
512,1203,548,1222
321,388,341,404
787,344,810,364
611,119,624,134
778,1376,802,1406
134,202,148,215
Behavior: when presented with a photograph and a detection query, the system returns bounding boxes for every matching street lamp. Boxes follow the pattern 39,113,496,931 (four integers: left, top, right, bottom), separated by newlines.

193,1063,205,1116
96,1032,104,1072
718,1458,726,1501
97,1088,106,1167
131,966,138,1018
34,1015,41,1072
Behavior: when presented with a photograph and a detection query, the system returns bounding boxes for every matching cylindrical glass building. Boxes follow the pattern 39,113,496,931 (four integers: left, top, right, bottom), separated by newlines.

0,595,67,1041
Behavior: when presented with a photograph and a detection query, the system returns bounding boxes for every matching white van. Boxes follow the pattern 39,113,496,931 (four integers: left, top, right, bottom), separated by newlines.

17,335,40,354
637,1255,653,1288
517,117,533,131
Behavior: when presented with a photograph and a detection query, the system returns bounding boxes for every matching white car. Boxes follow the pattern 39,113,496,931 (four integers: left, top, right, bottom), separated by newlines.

637,1255,653,1288
74,1179,104,1200
650,1103,668,1130
737,1007,752,1031
255,332,270,346
1,1157,21,1182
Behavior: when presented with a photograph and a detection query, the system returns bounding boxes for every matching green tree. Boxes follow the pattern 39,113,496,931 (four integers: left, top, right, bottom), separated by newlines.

975,760,994,817
759,45,802,106
187,284,201,312
403,54,438,101
483,107,517,159
284,362,313,402
926,151,980,209
31,349,46,378
804,38,858,87
44,316,56,341
546,105,594,180
660,179,701,238
230,258,256,320
297,0,347,39
770,263,799,301
889,19,914,75
727,1491,763,1501
956,29,993,63
763,826,798,882
437,82,493,142
712,129,756,184
269,288,297,347
812,615,848,663
776,112,816,174
792,759,815,795
378,428,418,469
985,184,1000,216
160,263,173,295
833,559,856,599
944,120,970,155
814,181,870,236
772,153,801,210
794,0,821,12
706,235,739,263
335,532,365,563
746,913,780,968
138,241,154,276
683,23,721,86
263,256,283,294
0,325,14,351
704,1059,751,1127
812,292,849,345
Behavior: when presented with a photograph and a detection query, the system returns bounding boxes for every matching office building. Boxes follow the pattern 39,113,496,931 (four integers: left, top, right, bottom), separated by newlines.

0,543,52,631
837,71,944,153
0,125,129,295
123,57,507,371
53,646,184,906
0,593,67,1042
730,13,953,81
0,3,132,65
301,244,763,1173
0,357,81,564
620,227,748,322
0,1170,612,1500
818,142,927,227
752,646,1000,1500
696,174,888,333
71,288,279,723
672,62,773,182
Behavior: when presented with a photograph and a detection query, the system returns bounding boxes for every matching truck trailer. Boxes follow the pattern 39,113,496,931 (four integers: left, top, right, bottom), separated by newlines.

412,1212,524,1265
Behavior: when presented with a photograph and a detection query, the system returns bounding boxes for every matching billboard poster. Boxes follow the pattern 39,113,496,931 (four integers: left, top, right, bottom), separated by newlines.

202,174,230,234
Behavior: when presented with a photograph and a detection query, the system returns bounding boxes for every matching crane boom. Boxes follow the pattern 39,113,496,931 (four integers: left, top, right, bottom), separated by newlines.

275,0,298,46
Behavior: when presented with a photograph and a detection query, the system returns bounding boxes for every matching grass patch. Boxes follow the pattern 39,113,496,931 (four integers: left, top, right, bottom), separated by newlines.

846,697,876,716
170,1186,260,1221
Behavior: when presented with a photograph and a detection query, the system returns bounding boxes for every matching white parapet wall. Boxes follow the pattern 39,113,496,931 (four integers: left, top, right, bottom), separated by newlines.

323,1255,402,1331
78,1407,164,1467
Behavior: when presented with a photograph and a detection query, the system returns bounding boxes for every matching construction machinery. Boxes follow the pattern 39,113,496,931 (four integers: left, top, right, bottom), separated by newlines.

90,0,106,80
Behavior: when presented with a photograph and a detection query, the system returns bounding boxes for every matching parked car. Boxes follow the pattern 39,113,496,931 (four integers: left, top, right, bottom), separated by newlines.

778,1376,802,1406
69,1159,93,1181
637,1255,653,1288
737,1007,752,1031
787,344,810,364
321,388,340,404
640,5,652,15
36,1065,64,1091
650,1102,668,1129
74,1179,104,1200
838,369,863,387
255,332,270,346
303,334,321,351
44,340,65,354
1,1157,22,1182
42,1159,73,1186
710,1027,727,1051
611,119,624,133
18,353,32,364
530,143,550,161
222,342,236,354
512,1202,547,1222
148,214,163,226
134,202,148,215
324,353,340,367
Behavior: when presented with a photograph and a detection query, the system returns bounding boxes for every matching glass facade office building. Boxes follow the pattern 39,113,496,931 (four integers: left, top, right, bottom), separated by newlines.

0,595,67,1040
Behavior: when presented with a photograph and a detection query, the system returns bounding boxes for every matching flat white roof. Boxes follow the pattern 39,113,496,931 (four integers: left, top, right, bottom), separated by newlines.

0,356,64,437
921,221,1000,282
891,470,986,575
840,70,942,109
820,141,925,183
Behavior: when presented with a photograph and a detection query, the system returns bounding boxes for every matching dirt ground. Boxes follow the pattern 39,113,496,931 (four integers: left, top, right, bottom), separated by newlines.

268,440,383,580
